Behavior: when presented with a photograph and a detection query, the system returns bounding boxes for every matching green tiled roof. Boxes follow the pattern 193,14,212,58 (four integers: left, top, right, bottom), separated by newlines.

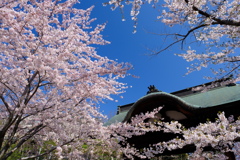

104,111,128,126
182,85,240,107
105,84,240,125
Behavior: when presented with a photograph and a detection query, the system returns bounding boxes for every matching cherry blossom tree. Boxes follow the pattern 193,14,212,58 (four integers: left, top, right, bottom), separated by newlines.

0,0,131,159
106,0,240,82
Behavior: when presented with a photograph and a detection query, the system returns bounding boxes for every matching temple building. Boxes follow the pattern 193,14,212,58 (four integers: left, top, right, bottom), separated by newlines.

105,79,240,158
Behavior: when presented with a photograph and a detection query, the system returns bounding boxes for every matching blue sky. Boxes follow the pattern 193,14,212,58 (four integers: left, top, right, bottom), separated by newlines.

79,0,213,117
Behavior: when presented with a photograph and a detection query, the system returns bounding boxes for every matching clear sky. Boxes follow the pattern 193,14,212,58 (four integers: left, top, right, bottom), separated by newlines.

79,0,213,117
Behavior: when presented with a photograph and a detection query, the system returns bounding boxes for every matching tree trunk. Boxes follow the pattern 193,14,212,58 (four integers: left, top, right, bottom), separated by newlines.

225,152,236,160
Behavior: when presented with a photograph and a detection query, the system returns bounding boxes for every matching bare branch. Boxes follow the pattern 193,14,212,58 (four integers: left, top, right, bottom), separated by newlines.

154,23,210,55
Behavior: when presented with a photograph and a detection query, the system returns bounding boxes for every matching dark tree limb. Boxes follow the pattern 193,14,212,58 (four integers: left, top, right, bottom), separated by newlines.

154,23,210,54
0,124,46,160
185,0,240,26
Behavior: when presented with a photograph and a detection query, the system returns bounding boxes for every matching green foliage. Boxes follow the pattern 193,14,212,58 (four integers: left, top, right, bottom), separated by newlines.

6,139,58,160
80,139,122,160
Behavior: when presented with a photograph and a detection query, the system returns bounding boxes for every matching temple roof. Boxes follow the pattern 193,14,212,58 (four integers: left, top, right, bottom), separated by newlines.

182,84,240,107
105,84,240,126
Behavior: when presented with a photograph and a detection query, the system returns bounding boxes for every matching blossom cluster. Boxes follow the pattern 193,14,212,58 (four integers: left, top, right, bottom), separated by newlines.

108,107,240,159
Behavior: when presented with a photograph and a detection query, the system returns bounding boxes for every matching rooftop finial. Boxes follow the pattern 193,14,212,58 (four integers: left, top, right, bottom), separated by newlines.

147,85,160,94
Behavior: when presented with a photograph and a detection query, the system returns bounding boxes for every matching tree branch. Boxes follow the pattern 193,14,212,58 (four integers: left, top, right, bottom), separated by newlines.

24,72,42,105
1,124,46,160
18,71,39,107
154,23,210,54
0,94,12,115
